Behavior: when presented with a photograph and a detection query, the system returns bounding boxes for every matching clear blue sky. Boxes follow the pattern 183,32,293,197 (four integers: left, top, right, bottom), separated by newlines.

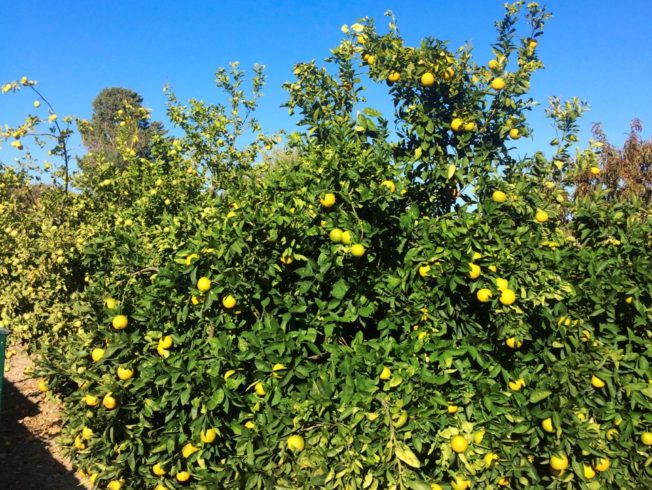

2,0,651,164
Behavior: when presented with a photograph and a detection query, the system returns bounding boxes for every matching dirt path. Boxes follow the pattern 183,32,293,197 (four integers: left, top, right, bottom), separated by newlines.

1,344,90,490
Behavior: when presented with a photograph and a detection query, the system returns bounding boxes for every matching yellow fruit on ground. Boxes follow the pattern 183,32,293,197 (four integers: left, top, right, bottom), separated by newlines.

388,71,401,83
287,434,305,452
505,337,522,349
594,457,610,472
451,435,468,453
451,118,464,132
589,166,601,175
159,335,173,349
492,190,507,203
329,228,343,243
381,180,396,192
550,453,569,471
468,263,481,279
104,297,116,309
583,464,596,479
476,288,492,302
112,314,128,330
182,442,199,458
419,264,431,278
535,209,549,223
341,230,352,245
176,471,190,482
379,366,391,380
85,394,99,407
152,463,166,476
103,393,117,410
509,128,521,139
91,348,105,362
222,294,237,309
197,276,211,292
320,192,336,208
591,375,606,389
542,418,554,433
200,428,217,443
641,432,652,445
509,379,525,392
81,426,93,439
499,288,516,305
351,244,366,257
421,72,435,86
38,378,49,392
107,481,122,490
491,77,506,90
451,476,470,490
272,363,286,378
117,367,134,381
488,59,499,70
255,382,266,396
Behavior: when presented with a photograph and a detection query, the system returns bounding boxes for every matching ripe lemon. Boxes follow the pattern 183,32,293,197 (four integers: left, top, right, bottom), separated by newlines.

468,263,481,280
463,121,475,131
492,190,507,203
476,288,492,302
117,367,134,381
450,118,464,132
447,404,458,414
509,379,525,391
625,296,633,304
473,430,485,444
159,335,173,349
366,54,375,65
379,366,391,380
320,192,336,208
112,314,128,330
91,348,105,362
388,71,401,83
550,453,569,471
535,209,549,223
255,382,266,396
182,442,199,458
341,230,352,245
351,244,365,257
280,255,294,265
541,418,554,433
287,434,305,452
81,427,93,439
176,471,190,482
450,476,470,490
641,432,652,445
497,478,510,487
38,378,49,392
431,485,443,490
103,393,117,410
495,278,509,291
272,363,286,378
222,294,236,309
185,253,199,265
505,337,522,349
528,39,538,49
499,288,516,305
200,428,217,443
594,457,610,472
105,297,116,309
107,481,122,490
583,464,596,479
484,452,499,467
84,394,99,407
152,463,166,476
509,128,521,139
491,77,506,90
591,375,606,389
191,295,200,305
154,485,167,490
329,228,343,243
451,435,468,453
488,59,499,70
606,428,619,440
419,264,431,278
421,72,436,86
244,420,256,429
589,166,601,175
381,180,396,193
197,276,211,292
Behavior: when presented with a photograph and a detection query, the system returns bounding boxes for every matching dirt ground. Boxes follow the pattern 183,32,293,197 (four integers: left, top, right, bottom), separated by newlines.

1,344,90,490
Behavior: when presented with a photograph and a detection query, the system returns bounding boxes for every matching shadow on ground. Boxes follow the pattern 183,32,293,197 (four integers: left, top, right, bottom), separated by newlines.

0,380,86,489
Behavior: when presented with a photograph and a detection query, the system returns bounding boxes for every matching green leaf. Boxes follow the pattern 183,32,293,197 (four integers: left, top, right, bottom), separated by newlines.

395,442,421,468
529,389,552,404
331,279,349,299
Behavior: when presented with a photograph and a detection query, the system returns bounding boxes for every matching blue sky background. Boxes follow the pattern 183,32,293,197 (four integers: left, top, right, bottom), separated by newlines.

1,1,651,166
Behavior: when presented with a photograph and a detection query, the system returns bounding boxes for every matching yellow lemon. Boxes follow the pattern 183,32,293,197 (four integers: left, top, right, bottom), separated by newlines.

447,404,458,414
320,192,336,208
91,348,105,362
591,375,605,389
450,118,464,132
463,121,476,131
381,180,396,192
200,428,217,443
431,485,443,490
379,366,391,380
329,228,343,243
450,476,470,490
255,382,266,396
181,442,199,458
107,481,122,490
583,464,596,479
498,478,510,487
492,190,507,203
421,72,436,87
152,463,167,476
606,428,619,441
388,71,401,83
419,264,431,278
272,363,286,378
509,379,525,392
85,394,99,407
550,453,569,471
191,295,200,305
351,244,366,257
38,378,49,392
484,452,499,467
468,263,481,279
197,276,211,292
176,471,190,482
117,367,134,381
541,418,554,433
159,335,173,349
280,255,294,265
451,435,468,453
488,59,499,70
103,393,117,410
641,432,652,445
244,420,256,429
491,77,506,90
499,288,516,305
105,298,116,309
625,296,633,304
287,434,305,452
222,294,236,309
535,209,549,223
528,39,538,49
594,457,610,472
341,230,352,245
509,128,520,139
505,337,522,349
112,314,128,330
81,426,93,439
185,253,199,265
476,288,492,302
473,430,485,444
589,166,601,175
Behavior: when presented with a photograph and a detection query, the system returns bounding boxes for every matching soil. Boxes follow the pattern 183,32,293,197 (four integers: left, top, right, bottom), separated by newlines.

0,344,91,490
